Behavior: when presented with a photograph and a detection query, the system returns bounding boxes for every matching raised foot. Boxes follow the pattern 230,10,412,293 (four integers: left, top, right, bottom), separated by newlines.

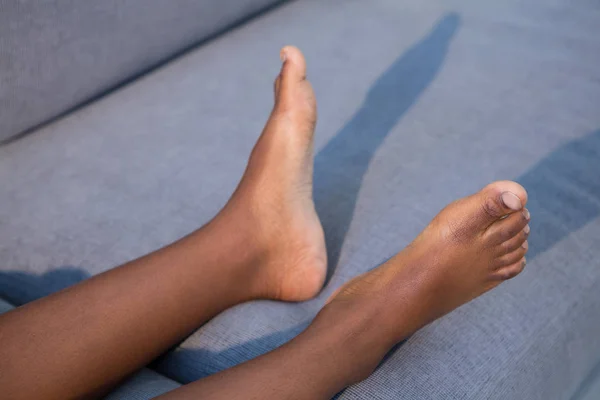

221,46,326,302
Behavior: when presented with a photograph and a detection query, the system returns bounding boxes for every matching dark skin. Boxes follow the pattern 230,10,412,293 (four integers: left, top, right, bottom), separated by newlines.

0,47,530,400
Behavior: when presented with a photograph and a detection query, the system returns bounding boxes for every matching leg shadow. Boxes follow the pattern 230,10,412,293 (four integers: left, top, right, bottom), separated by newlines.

0,266,89,305
313,13,461,280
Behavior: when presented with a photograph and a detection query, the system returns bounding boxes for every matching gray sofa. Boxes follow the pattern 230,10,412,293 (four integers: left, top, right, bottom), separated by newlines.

1,1,599,398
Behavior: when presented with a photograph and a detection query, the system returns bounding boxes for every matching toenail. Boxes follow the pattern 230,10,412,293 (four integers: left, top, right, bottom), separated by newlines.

523,209,530,221
522,241,528,250
280,49,287,62
501,191,522,211
524,224,530,235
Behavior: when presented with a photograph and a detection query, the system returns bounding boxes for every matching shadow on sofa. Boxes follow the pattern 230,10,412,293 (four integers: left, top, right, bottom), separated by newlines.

313,12,461,281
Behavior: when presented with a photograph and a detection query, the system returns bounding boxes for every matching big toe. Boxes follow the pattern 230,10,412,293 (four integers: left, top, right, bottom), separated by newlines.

278,46,307,85
474,180,528,228
445,181,528,237
273,46,315,122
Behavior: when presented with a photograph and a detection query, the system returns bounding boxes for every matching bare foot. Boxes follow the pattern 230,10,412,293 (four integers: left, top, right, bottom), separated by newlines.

319,181,529,378
219,46,326,302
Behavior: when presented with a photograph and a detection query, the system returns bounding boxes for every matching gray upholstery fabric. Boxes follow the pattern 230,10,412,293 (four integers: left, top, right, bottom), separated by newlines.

0,297,14,315
104,369,180,400
0,0,285,142
0,298,180,399
573,362,600,400
1,0,599,399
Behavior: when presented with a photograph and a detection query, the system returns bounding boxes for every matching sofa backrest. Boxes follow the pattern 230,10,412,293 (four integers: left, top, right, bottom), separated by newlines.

0,0,284,142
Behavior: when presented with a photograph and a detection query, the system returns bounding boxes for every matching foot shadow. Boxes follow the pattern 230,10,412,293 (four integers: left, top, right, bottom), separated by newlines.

313,13,461,281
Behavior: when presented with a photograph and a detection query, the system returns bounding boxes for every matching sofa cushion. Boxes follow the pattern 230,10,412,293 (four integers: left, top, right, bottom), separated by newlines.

1,0,599,398
0,298,180,399
0,0,285,142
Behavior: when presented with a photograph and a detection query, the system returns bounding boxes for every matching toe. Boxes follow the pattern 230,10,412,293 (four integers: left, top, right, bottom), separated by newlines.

471,181,528,229
492,244,528,269
271,46,316,132
495,228,528,255
485,207,530,245
275,46,308,103
490,257,527,281
480,181,528,219
279,46,307,85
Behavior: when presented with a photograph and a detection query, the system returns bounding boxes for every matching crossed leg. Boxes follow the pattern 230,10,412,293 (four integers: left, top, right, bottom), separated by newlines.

0,47,530,400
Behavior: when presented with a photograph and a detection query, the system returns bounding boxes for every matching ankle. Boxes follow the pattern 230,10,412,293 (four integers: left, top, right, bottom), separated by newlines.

215,180,326,302
195,207,271,301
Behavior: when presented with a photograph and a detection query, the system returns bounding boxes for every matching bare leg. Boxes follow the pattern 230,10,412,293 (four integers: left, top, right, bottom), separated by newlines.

159,181,530,400
0,46,326,400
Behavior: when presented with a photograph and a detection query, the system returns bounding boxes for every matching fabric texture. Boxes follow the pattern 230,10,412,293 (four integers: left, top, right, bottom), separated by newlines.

0,0,285,142
1,0,599,398
0,298,180,399
104,369,180,400
572,361,600,400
